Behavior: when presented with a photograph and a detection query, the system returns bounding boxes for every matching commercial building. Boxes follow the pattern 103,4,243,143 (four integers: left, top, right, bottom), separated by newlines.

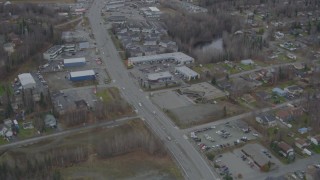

107,16,126,24
69,70,95,82
64,57,86,67
43,45,64,60
175,66,200,81
18,73,36,89
147,71,173,82
128,52,194,66
106,0,125,11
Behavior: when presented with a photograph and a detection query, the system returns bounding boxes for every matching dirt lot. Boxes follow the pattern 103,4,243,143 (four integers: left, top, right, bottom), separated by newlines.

168,101,248,128
152,90,248,128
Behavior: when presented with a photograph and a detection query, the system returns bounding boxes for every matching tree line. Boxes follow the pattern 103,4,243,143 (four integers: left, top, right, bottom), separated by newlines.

0,120,167,179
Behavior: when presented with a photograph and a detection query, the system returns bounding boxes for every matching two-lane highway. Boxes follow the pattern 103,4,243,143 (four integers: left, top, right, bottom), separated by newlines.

87,1,218,179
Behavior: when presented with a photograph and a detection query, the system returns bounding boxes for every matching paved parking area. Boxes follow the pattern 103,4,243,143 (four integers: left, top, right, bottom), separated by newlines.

215,143,282,180
193,120,258,150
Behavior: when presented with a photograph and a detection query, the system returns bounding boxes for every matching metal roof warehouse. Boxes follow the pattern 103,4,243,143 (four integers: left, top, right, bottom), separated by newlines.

64,57,86,67
69,70,95,81
128,52,194,66
18,73,36,89
175,66,200,81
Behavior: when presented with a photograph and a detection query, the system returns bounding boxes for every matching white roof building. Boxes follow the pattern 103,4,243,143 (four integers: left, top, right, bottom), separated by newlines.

149,7,160,12
64,57,86,64
175,66,200,81
18,73,36,89
128,52,194,66
70,70,95,78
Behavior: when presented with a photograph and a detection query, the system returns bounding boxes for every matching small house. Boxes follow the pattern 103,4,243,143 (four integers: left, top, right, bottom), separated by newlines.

278,141,295,158
311,135,320,146
298,127,308,135
44,114,57,128
284,85,303,95
256,114,277,127
241,59,255,65
295,138,309,149
272,87,287,97
276,109,293,122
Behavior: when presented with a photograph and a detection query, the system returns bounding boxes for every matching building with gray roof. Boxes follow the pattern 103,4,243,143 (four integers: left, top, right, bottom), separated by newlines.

147,71,173,82
175,66,200,81
128,52,194,66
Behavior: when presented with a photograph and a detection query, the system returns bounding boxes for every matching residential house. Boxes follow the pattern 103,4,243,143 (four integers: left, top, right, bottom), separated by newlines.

272,87,287,96
159,40,177,48
311,135,320,146
44,114,57,128
256,114,277,127
284,85,303,95
295,138,309,149
127,23,141,32
276,108,293,122
241,59,255,65
143,46,158,56
3,42,15,53
167,44,178,52
143,37,157,46
278,141,295,158
127,48,143,57
131,33,141,42
298,127,308,134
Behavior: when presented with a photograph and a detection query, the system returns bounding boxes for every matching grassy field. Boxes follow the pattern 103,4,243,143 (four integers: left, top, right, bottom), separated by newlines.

0,120,182,179
59,151,183,180
96,87,120,103
108,29,123,51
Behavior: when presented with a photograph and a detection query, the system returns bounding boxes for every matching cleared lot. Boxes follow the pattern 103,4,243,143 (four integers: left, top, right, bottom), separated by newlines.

151,91,192,109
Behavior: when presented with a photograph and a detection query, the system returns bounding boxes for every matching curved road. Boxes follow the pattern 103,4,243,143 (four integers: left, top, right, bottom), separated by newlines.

87,1,218,179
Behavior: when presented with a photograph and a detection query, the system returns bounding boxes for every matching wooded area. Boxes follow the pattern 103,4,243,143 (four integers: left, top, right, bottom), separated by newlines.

0,120,166,179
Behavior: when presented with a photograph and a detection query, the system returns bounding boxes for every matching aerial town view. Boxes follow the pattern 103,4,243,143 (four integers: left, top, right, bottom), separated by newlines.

0,0,320,179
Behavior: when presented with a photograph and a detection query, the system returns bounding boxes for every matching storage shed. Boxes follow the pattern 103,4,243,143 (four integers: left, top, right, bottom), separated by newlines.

69,70,95,82
64,57,86,67
18,73,36,89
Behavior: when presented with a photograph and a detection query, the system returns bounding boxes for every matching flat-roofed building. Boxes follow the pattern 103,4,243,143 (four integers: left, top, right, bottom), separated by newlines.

43,45,64,60
64,57,86,67
147,71,173,82
69,70,95,82
175,66,200,81
18,73,36,89
107,16,126,24
128,52,194,66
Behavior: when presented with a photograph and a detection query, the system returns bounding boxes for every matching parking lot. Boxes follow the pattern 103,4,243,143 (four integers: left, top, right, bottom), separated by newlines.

191,120,259,151
214,143,282,180
51,87,98,114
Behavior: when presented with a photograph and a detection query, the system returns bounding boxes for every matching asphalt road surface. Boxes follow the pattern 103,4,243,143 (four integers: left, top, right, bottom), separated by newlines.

87,1,218,179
